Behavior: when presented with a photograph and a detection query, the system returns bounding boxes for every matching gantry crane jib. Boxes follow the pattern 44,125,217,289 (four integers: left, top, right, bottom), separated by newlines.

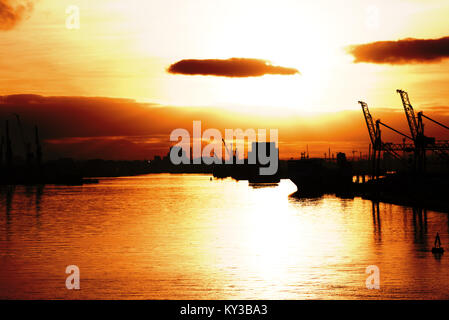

222,138,234,160
359,101,378,147
397,90,448,149
377,120,413,141
397,89,420,140
359,100,413,159
421,113,449,131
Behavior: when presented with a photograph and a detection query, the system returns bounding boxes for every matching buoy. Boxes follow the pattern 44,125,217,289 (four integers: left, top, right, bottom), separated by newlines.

432,247,444,254
432,232,444,254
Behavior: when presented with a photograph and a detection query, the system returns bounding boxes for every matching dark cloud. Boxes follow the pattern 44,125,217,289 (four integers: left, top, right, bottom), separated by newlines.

347,36,449,64
168,58,300,77
0,0,34,31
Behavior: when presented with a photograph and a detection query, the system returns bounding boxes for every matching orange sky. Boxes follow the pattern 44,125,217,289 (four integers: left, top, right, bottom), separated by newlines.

1,0,449,159
1,94,448,160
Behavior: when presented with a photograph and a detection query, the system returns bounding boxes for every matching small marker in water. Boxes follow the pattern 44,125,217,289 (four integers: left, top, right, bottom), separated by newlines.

432,232,444,254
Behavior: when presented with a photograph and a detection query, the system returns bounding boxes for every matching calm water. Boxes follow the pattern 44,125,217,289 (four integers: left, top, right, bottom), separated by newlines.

1,174,449,299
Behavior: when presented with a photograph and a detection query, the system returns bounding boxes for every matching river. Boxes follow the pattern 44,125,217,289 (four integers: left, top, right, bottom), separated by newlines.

1,174,448,299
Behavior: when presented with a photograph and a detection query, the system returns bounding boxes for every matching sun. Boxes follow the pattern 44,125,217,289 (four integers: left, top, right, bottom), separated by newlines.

155,1,346,113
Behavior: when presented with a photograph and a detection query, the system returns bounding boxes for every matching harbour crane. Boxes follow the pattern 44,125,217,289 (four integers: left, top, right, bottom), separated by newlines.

360,101,386,178
359,101,413,178
397,89,421,141
222,138,234,163
360,101,379,149
397,89,432,172
397,89,449,171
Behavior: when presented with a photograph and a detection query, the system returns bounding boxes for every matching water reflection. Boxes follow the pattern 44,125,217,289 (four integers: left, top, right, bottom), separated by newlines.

35,185,44,219
412,208,427,248
372,201,382,244
2,185,15,217
1,176,449,299
1,185,44,216
1,185,45,239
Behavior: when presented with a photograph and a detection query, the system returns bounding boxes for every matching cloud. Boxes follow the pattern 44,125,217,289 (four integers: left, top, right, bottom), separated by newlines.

0,0,34,31
347,36,449,64
168,58,300,77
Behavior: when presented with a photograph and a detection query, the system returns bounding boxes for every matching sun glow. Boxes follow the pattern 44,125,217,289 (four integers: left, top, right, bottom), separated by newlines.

3,0,449,115
158,2,344,113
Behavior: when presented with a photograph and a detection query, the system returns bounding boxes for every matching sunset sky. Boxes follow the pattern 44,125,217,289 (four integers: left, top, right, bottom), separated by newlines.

1,0,449,159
